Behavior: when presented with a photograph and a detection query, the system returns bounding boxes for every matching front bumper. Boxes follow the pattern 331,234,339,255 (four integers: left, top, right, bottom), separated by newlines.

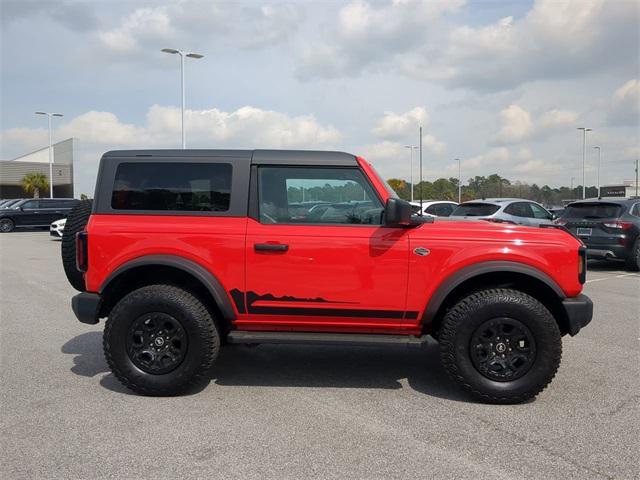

72,292,101,325
562,294,593,336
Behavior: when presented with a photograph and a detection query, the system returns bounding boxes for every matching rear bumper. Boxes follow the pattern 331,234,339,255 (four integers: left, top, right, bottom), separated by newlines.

562,294,593,336
586,246,629,260
71,292,101,325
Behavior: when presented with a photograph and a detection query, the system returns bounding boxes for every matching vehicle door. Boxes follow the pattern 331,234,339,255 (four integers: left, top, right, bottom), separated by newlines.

38,200,64,224
504,202,533,226
14,200,41,226
529,203,554,226
244,164,411,331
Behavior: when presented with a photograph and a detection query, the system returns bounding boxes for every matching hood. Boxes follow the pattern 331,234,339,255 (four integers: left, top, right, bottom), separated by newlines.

410,217,579,246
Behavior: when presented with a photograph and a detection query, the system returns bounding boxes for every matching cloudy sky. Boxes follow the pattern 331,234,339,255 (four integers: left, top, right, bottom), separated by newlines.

1,0,638,196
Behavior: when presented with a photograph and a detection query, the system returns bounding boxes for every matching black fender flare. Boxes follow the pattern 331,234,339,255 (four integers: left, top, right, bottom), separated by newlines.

421,261,565,329
99,254,236,320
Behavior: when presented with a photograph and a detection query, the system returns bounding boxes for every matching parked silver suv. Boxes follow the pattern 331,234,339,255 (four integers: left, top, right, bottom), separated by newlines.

449,198,554,226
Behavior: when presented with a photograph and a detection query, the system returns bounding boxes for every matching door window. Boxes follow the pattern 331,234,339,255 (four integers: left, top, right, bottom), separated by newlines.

530,203,551,219
21,200,39,210
427,203,455,216
258,166,384,225
505,202,532,218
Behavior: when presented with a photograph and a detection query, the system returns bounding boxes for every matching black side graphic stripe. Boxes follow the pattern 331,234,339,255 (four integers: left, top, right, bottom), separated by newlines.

229,289,246,314
248,305,405,318
230,289,418,319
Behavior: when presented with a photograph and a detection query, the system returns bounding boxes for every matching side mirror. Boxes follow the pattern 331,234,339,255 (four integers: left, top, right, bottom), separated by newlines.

384,198,413,227
551,214,557,220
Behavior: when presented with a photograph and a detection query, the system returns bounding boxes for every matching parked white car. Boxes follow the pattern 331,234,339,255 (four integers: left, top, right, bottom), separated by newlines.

50,218,66,239
410,200,458,217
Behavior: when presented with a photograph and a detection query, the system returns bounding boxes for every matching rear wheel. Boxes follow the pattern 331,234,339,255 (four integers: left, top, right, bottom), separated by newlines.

0,218,14,233
104,284,220,396
61,199,92,291
439,288,562,404
625,238,640,272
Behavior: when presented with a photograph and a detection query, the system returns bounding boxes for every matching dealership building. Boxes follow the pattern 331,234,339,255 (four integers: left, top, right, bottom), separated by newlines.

0,138,75,199
600,180,639,198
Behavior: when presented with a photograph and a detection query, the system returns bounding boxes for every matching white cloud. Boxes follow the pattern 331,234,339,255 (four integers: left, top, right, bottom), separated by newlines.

1,105,342,194
98,6,174,53
538,109,578,130
96,2,302,56
494,105,533,143
296,0,465,79
513,159,560,175
608,79,640,126
296,0,638,91
372,107,429,139
462,147,510,169
493,105,578,144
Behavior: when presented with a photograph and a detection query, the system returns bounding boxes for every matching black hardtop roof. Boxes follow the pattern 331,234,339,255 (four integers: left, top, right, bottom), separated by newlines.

102,149,358,166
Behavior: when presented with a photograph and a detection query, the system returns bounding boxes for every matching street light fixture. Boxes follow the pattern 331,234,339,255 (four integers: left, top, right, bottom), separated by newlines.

162,48,204,148
404,145,418,202
593,146,601,197
455,158,462,203
35,111,64,198
577,127,592,199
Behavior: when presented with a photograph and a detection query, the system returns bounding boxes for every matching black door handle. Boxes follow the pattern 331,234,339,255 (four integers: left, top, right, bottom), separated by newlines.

254,243,289,252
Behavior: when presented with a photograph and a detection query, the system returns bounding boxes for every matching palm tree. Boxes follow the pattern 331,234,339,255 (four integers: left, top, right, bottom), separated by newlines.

21,172,49,198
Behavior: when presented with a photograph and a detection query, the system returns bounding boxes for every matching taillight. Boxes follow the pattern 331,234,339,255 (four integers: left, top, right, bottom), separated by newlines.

578,246,587,284
603,221,633,230
76,231,88,272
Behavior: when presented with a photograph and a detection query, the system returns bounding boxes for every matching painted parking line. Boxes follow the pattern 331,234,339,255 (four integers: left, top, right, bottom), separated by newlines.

585,273,640,283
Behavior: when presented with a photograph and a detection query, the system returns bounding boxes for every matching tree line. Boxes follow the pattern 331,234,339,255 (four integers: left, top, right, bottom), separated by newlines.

387,174,598,206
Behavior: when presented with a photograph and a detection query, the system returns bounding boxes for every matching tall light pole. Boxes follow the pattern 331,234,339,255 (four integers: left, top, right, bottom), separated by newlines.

35,111,63,198
570,177,575,201
162,48,204,149
455,158,462,203
577,127,592,199
419,126,423,213
404,145,418,202
593,146,601,197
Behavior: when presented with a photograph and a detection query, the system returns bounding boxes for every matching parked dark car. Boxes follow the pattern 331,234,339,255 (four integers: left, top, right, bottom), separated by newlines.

556,198,640,271
0,198,80,233
0,199,24,209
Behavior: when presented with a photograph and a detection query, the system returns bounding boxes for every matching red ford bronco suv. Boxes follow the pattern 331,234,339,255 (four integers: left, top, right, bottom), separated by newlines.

64,150,592,403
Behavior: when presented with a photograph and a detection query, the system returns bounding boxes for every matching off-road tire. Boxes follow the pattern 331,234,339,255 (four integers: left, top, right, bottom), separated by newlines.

0,218,15,233
439,288,562,404
61,199,93,291
625,238,640,272
104,284,220,396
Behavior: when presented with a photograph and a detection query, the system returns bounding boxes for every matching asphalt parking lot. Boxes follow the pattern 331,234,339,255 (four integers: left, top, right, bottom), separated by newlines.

1,231,638,479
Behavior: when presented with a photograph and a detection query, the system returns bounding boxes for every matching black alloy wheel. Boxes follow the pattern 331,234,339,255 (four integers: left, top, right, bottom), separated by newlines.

0,218,14,233
470,317,536,382
126,313,188,375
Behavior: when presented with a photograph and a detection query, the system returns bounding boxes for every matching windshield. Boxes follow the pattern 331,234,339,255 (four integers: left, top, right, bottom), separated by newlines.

562,203,623,219
452,203,500,217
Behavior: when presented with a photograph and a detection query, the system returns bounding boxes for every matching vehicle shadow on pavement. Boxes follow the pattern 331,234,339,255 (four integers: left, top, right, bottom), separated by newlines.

208,342,473,402
587,259,628,272
62,332,473,402
61,331,110,377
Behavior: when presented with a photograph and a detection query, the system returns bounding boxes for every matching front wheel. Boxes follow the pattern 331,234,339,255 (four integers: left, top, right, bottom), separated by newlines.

0,218,15,233
439,288,562,404
104,284,220,396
